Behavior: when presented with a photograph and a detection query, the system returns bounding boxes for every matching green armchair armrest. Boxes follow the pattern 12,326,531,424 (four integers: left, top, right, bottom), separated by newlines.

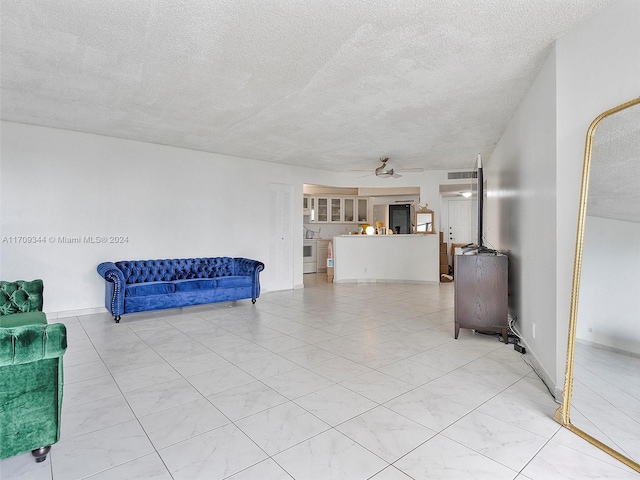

0,317,67,462
0,323,67,366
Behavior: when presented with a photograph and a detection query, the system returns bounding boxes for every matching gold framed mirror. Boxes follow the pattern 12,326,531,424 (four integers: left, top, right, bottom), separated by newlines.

415,208,435,233
555,97,640,473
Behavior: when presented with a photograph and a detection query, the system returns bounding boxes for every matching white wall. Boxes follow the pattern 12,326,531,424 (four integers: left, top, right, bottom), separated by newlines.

0,121,452,315
334,234,440,284
0,122,318,313
577,216,640,355
485,45,558,390
487,0,640,397
554,0,640,393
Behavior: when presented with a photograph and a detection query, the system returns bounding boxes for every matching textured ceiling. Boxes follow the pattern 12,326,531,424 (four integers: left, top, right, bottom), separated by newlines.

1,0,615,172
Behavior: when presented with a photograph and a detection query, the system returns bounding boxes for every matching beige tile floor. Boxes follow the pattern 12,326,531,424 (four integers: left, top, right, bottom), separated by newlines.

1,275,638,479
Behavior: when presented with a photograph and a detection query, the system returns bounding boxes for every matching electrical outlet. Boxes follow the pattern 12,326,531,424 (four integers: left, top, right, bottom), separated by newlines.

532,323,536,339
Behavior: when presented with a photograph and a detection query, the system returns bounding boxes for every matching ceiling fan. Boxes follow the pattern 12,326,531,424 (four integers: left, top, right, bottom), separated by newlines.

350,157,424,178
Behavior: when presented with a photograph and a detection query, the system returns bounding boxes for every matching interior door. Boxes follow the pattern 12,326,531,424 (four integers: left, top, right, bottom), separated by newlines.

267,183,294,291
448,199,475,245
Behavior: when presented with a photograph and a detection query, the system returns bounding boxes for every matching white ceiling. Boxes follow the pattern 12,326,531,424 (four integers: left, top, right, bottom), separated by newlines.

1,0,615,172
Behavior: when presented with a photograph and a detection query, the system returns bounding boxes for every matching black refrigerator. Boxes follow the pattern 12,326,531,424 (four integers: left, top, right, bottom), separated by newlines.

388,204,412,234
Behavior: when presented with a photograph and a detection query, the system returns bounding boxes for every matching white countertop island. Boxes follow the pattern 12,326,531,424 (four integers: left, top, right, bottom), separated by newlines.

333,234,440,284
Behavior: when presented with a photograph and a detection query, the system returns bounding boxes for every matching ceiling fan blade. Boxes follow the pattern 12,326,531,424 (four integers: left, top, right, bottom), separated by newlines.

396,168,424,173
392,172,403,178
358,172,374,178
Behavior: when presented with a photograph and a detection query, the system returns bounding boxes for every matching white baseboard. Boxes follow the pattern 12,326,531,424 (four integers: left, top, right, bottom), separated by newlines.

45,306,106,319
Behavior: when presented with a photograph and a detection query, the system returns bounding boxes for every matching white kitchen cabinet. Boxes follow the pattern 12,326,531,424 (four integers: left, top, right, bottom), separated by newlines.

357,197,368,223
307,195,364,224
316,197,329,222
315,197,343,223
317,239,330,273
343,197,355,222
331,198,341,222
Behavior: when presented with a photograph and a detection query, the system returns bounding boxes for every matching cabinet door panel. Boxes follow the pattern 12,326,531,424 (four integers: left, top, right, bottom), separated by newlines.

317,198,328,222
357,198,368,223
331,198,341,222
343,198,355,222
454,254,508,341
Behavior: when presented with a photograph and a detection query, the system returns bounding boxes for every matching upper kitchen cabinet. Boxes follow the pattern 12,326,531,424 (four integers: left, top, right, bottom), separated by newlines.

331,198,341,222
315,196,343,223
303,195,311,216
307,195,369,223
343,197,355,223
316,197,329,222
357,198,368,223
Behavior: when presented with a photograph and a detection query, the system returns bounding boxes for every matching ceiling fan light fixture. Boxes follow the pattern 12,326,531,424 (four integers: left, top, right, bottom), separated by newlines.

375,169,394,178
375,157,394,177
461,191,472,198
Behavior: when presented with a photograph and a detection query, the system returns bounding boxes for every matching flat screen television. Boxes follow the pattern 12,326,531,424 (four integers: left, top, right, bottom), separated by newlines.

476,153,492,254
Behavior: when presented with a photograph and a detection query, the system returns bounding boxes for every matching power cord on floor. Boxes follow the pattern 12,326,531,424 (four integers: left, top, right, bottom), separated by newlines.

520,354,556,400
508,315,556,400
471,316,557,401
507,315,526,353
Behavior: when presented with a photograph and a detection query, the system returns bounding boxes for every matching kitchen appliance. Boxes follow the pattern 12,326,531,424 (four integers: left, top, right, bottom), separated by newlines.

388,204,413,234
303,239,317,273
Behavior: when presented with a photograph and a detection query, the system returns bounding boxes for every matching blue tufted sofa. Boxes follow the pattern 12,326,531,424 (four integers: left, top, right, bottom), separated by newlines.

97,257,264,323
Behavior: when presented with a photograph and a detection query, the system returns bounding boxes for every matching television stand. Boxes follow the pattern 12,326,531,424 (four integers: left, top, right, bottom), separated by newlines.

454,253,508,343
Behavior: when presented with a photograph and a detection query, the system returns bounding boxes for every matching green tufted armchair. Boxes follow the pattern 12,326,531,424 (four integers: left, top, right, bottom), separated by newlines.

0,280,67,462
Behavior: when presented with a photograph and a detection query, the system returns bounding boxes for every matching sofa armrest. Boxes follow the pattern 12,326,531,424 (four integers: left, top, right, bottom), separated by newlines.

97,262,126,316
233,258,265,300
0,323,67,367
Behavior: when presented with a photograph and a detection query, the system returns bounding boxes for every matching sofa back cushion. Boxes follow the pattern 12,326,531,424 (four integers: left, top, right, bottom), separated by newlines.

0,280,44,315
115,258,235,284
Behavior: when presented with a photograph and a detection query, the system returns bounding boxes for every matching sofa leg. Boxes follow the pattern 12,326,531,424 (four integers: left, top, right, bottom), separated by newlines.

32,446,51,463
252,299,256,304
114,315,121,323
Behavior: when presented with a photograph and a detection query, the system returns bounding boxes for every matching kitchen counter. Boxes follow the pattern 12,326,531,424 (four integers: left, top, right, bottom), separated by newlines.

333,234,439,284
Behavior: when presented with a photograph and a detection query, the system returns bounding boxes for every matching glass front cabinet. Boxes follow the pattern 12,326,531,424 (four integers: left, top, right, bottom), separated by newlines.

316,198,329,222
357,198,368,223
343,197,355,223
306,195,369,223
331,198,342,222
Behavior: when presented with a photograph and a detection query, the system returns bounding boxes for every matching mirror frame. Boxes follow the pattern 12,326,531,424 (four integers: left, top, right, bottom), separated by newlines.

414,208,436,234
554,96,640,473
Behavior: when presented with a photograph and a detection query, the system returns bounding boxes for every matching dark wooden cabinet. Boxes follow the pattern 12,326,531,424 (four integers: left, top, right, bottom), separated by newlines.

454,253,508,342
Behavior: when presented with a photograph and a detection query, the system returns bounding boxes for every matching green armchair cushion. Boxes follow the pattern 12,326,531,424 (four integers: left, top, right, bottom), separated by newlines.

0,311,47,328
